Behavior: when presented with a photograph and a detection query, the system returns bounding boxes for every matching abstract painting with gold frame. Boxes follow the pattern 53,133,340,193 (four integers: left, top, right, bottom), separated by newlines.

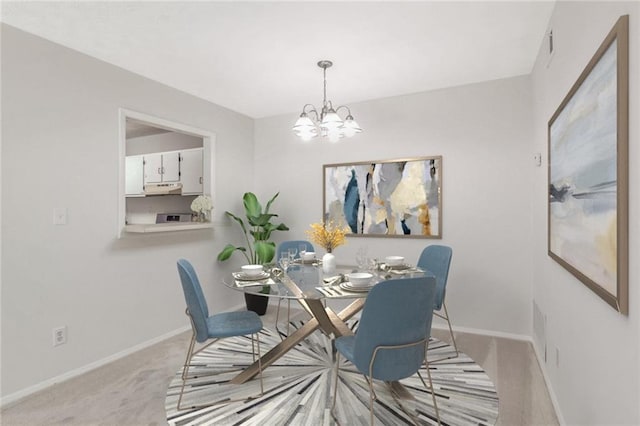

548,15,628,314
323,156,442,239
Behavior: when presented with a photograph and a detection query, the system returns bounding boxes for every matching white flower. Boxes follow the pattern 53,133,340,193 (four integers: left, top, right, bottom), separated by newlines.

191,195,213,214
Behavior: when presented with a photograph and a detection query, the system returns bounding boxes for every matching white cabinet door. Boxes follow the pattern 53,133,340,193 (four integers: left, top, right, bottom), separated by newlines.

180,148,203,195
125,155,145,196
143,151,180,184
162,151,181,182
144,153,163,184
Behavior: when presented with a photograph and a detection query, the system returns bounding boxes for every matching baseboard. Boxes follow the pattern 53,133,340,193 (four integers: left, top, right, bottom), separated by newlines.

532,341,566,425
432,322,532,342
0,325,191,408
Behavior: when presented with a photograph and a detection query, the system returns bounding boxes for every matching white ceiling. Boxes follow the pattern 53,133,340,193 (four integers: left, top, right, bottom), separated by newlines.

1,1,555,119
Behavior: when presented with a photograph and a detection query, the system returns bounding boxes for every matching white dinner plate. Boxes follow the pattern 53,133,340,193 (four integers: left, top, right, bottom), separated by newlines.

340,282,374,292
232,271,271,281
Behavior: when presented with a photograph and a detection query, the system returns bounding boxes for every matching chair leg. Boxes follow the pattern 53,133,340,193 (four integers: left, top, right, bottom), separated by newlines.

442,302,459,358
177,332,197,410
286,299,291,336
251,334,256,363
368,377,375,426
331,353,341,418
255,332,264,395
275,297,292,341
181,333,196,380
176,331,264,411
431,302,459,363
418,361,441,426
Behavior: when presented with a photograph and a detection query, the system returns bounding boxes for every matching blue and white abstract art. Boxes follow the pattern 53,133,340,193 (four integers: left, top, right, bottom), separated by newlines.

323,156,442,238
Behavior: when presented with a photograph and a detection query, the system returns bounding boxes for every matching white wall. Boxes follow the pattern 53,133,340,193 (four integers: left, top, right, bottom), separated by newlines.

530,2,639,425
0,25,255,399
255,75,535,337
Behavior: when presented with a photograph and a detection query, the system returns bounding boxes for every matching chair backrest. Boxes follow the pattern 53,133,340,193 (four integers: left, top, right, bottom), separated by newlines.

417,245,452,310
276,240,315,260
353,276,437,381
177,259,210,343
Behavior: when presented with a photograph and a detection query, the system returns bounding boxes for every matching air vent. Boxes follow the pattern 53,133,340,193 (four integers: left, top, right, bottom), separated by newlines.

533,300,546,353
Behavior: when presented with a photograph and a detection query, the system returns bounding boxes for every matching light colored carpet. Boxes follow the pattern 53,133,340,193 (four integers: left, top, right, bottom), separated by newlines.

1,305,559,426
165,320,498,425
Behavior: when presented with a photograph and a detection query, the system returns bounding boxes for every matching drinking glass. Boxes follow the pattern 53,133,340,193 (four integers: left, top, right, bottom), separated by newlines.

279,252,290,271
288,247,298,262
299,244,307,259
356,247,368,271
367,258,378,272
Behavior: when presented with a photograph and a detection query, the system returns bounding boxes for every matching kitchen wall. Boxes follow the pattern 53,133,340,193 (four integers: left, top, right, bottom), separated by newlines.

254,75,535,338
530,2,639,425
126,131,202,156
1,24,254,400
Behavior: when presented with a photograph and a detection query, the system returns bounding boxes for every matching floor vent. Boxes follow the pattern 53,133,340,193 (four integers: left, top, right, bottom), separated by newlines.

533,300,546,354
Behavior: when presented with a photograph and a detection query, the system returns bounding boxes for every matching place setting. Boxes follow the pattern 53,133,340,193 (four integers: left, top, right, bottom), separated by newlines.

316,272,376,297
232,264,277,288
293,250,320,265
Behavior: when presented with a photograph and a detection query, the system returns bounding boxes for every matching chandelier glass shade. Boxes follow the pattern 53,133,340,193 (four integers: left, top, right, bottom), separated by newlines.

292,60,362,142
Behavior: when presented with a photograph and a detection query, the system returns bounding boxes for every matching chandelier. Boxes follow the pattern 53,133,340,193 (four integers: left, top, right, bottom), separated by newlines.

292,60,362,142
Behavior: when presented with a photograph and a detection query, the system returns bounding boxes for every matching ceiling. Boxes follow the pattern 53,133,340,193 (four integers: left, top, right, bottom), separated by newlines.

1,1,555,119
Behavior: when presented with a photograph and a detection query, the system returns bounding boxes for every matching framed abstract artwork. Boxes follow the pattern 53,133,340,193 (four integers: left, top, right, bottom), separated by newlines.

548,15,628,314
323,156,442,239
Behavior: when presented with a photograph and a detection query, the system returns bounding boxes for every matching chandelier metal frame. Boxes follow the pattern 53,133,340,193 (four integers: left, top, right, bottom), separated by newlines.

292,60,362,142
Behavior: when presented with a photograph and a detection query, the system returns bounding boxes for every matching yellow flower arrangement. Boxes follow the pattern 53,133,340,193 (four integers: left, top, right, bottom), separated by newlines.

306,221,349,253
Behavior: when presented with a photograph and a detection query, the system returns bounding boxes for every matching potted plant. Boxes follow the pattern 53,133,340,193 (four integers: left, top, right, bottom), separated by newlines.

217,192,289,314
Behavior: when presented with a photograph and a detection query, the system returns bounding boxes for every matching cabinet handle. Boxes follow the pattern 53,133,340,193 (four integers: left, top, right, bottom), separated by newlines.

158,167,162,175
199,177,203,184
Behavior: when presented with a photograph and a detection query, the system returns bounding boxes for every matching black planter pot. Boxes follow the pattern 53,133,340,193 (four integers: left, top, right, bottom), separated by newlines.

244,293,269,316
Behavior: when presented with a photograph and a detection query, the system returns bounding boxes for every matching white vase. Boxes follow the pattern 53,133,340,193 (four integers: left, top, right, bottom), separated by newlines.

322,252,336,274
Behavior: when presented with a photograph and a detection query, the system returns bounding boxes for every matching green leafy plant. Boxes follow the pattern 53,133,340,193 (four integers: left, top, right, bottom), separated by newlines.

217,192,289,265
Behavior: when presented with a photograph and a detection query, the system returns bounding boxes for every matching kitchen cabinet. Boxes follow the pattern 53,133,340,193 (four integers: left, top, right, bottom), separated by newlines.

125,155,145,196
144,151,180,184
126,147,204,196
180,148,204,195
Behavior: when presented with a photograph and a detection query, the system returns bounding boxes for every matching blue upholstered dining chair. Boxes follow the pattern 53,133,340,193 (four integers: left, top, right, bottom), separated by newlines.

274,240,315,338
332,276,441,425
417,244,457,360
176,259,264,410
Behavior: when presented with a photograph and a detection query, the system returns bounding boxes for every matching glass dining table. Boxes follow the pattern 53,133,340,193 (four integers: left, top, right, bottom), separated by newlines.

223,261,429,385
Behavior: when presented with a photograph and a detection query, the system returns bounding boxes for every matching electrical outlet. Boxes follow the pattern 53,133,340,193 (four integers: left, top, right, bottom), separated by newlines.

534,153,542,167
53,326,67,347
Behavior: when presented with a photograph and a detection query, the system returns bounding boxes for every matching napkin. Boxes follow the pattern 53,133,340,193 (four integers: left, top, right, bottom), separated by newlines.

235,278,277,288
323,275,345,286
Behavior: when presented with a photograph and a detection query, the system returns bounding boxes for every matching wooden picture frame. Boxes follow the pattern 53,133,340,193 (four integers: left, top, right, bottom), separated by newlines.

548,15,628,314
323,156,442,239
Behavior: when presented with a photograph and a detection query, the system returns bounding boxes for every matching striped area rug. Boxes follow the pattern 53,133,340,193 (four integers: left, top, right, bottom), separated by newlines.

165,320,498,425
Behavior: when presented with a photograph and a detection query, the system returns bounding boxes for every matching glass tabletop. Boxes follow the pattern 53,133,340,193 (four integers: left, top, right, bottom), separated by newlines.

223,262,430,300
